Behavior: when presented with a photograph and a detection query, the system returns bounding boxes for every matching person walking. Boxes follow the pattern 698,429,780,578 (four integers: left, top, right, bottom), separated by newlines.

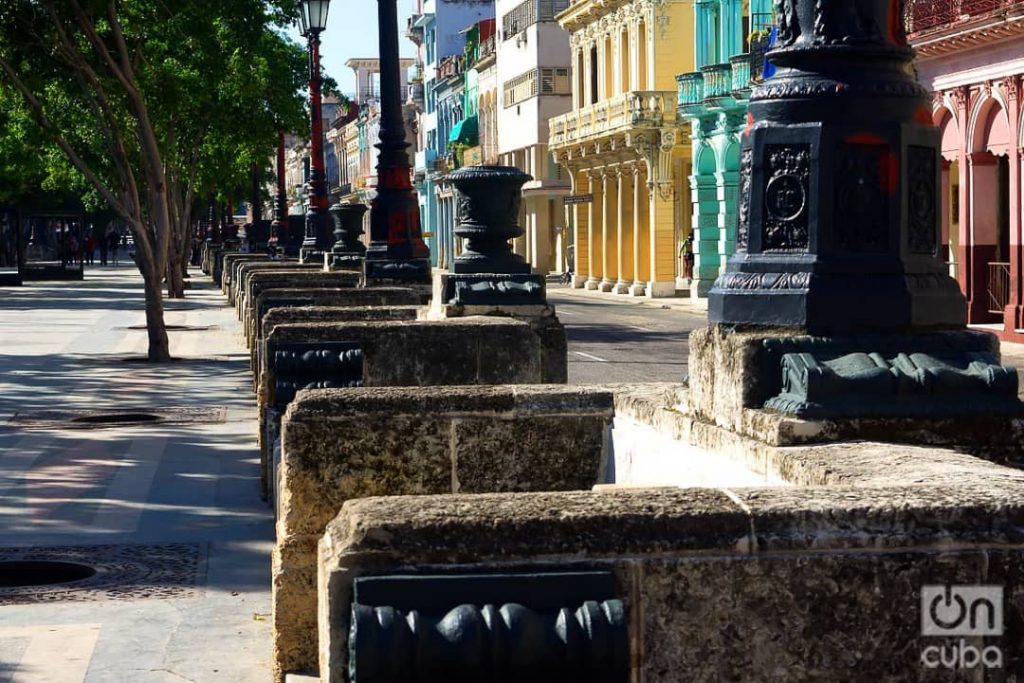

85,234,96,265
107,229,120,266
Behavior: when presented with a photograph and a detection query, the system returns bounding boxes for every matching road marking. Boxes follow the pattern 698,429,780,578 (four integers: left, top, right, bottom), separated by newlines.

631,326,655,332
557,310,579,315
573,351,609,362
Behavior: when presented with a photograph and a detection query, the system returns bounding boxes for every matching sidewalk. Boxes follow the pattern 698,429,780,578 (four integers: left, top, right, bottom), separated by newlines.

0,267,271,682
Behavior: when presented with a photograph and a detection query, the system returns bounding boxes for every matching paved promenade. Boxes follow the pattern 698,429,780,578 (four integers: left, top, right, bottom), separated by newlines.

0,268,271,682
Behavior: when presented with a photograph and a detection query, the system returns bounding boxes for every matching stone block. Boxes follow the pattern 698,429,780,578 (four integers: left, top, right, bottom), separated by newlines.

273,385,613,681
241,271,360,335
318,476,1024,682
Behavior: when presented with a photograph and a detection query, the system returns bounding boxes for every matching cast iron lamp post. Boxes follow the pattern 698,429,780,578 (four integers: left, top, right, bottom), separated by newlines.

297,0,332,264
363,0,431,283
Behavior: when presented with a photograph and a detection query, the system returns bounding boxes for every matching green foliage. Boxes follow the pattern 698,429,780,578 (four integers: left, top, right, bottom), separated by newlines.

0,0,310,210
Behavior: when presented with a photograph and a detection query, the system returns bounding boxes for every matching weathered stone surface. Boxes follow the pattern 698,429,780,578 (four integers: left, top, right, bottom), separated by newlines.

253,306,422,501
274,385,614,680
255,286,424,340
265,318,543,390
234,262,316,310
319,480,1024,682
688,325,1024,459
221,254,269,295
242,271,360,335
638,552,986,682
453,416,607,493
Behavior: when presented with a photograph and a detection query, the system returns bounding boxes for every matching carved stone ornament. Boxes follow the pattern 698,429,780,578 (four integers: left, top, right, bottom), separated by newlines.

736,148,753,251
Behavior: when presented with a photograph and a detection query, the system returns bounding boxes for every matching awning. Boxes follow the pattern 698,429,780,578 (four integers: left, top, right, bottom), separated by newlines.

448,115,479,146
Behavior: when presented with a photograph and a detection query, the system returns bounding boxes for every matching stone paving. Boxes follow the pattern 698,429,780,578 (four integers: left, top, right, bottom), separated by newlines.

0,267,271,682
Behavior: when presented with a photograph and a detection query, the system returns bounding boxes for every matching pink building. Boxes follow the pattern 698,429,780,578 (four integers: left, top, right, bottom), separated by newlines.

909,0,1024,341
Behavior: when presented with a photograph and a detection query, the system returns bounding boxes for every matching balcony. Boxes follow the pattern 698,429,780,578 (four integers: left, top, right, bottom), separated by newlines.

907,0,1024,34
730,54,751,93
476,36,496,66
549,90,676,150
701,63,733,99
437,55,464,81
676,72,703,108
676,60,752,119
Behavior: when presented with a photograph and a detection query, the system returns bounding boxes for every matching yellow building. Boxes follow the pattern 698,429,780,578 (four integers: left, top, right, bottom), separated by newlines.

550,0,694,297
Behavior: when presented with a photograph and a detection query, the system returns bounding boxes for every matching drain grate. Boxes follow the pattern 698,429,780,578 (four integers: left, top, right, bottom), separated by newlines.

0,543,206,605
7,407,227,430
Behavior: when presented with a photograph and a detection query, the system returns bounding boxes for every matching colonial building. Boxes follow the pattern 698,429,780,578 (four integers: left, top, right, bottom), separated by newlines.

408,0,496,267
550,0,695,297
497,0,573,274
675,0,771,297
909,0,1024,341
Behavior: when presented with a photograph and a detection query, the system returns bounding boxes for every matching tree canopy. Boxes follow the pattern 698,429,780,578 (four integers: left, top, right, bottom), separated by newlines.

0,0,314,359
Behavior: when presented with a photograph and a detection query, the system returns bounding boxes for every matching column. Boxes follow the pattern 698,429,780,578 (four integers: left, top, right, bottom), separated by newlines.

648,171,677,297
600,170,617,291
1005,76,1022,332
716,166,739,273
533,198,552,275
630,166,648,295
572,171,589,287
691,152,721,296
615,167,634,293
586,171,602,289
968,152,999,323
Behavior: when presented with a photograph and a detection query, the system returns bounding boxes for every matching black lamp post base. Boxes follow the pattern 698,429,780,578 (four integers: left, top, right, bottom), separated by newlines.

327,252,364,271
363,257,432,286
299,248,324,266
437,273,547,307
709,268,967,335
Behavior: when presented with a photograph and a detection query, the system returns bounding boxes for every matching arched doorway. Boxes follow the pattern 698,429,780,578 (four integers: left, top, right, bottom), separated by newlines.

970,98,1012,320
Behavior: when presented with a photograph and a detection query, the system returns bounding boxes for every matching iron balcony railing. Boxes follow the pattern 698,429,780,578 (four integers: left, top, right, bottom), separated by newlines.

730,53,751,92
701,63,733,99
988,261,1011,314
907,0,1023,33
676,72,703,107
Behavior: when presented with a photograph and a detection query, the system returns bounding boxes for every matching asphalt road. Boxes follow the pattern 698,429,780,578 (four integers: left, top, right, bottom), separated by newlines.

547,285,707,385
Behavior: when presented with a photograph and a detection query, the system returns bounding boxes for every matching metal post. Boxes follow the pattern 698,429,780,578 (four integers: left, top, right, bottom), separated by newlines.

300,32,329,264
364,0,431,283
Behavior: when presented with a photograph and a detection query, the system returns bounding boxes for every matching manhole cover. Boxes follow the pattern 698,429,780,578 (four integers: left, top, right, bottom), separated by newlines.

0,561,97,588
71,413,162,425
0,544,206,604
8,407,227,430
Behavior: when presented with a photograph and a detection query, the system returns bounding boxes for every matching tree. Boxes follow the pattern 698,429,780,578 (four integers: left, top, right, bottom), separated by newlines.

0,0,308,359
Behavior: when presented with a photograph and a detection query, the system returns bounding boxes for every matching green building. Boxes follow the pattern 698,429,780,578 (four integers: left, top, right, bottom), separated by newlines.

676,0,773,297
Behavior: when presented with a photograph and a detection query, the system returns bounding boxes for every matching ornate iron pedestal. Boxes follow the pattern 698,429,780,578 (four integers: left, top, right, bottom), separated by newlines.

697,0,1020,419
437,165,545,307
327,203,367,270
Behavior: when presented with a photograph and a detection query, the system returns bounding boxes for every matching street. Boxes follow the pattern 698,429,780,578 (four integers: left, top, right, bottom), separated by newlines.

547,286,705,385
550,285,1024,395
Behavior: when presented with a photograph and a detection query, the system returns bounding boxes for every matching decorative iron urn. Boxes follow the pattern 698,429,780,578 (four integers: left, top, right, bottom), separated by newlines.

708,0,966,333
329,203,368,267
448,165,532,275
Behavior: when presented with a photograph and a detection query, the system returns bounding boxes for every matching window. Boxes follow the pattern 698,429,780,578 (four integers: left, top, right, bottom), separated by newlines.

502,0,569,39
539,68,571,95
505,68,570,108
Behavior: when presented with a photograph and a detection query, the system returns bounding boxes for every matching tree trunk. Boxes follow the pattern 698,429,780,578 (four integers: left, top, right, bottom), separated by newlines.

143,271,171,361
167,254,185,298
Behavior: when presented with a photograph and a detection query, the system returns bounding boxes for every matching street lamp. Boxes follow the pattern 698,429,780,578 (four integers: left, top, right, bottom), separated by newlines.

297,0,332,264
363,0,431,283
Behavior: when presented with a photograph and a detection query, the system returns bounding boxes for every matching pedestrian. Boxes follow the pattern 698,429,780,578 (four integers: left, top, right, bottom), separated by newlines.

108,229,120,266
85,234,96,265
